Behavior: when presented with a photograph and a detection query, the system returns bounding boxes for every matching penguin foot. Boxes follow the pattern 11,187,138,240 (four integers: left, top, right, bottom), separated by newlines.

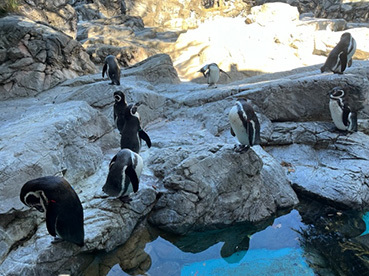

51,236,64,244
234,145,250,153
119,195,132,203
109,82,114,85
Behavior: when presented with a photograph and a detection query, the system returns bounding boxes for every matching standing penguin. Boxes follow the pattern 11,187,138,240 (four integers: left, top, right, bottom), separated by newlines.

329,86,357,132
320,32,356,74
103,149,143,203
228,98,261,152
199,63,230,87
20,176,84,246
113,90,128,133
102,55,121,85
120,103,151,153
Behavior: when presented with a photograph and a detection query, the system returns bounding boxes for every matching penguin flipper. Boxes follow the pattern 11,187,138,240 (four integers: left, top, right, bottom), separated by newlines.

230,127,235,137
102,64,107,78
220,69,231,79
342,107,351,127
247,121,254,147
55,211,84,246
139,129,152,148
46,205,58,237
125,165,139,193
339,52,348,72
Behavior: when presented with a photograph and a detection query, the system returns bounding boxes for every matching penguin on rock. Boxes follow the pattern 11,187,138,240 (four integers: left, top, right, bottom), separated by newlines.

199,63,230,87
120,103,151,153
328,86,358,132
228,98,261,152
20,176,84,246
113,90,128,134
102,55,121,85
321,32,356,74
103,149,143,203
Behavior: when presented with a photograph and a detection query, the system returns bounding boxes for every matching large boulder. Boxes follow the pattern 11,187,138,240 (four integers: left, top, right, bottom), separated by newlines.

0,16,96,100
266,122,369,208
146,117,298,235
77,15,155,66
17,0,77,38
0,100,114,215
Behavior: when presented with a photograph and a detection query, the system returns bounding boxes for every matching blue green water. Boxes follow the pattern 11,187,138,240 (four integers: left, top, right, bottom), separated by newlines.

361,212,369,236
107,209,316,276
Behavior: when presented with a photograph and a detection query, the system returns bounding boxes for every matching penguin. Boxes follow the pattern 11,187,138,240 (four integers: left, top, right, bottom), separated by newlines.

228,98,261,152
113,90,128,134
120,103,151,153
102,55,121,85
199,63,231,87
20,176,84,246
329,86,357,132
320,32,356,74
103,149,143,203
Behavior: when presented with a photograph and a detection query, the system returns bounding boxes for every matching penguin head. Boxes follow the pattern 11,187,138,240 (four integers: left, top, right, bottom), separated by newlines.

340,32,351,41
329,87,345,100
114,91,126,104
20,188,48,213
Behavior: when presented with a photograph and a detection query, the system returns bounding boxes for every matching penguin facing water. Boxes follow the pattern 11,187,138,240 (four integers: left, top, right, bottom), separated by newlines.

199,63,230,87
20,176,84,246
321,32,356,74
102,55,121,85
113,90,128,134
120,103,151,153
329,86,357,132
103,149,143,203
228,98,261,152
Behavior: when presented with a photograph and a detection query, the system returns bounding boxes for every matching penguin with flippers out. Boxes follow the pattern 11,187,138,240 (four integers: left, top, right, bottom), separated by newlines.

199,63,231,87
120,103,151,153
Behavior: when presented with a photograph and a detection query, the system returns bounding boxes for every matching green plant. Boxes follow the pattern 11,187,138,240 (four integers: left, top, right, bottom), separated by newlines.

0,0,20,17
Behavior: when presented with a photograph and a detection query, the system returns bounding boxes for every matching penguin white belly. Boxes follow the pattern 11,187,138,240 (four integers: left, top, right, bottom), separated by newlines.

208,67,220,85
132,151,144,178
347,39,356,63
228,107,250,145
329,100,347,130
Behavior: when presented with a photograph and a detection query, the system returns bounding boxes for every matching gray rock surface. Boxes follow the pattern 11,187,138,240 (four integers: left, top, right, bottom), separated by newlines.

0,16,96,100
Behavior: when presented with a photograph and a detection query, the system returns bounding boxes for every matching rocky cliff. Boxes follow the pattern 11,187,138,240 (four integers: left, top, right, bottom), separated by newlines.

1,1,369,275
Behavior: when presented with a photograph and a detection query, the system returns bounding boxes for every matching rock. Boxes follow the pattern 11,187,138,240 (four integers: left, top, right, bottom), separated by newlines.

73,0,123,21
17,0,77,38
77,15,155,66
121,54,181,85
314,28,369,60
0,16,96,100
148,141,298,234
246,3,300,26
266,122,369,208
0,100,114,215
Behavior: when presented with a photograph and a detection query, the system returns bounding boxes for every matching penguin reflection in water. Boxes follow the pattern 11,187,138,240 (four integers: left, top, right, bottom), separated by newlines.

102,55,121,85
103,149,143,203
329,86,358,132
199,63,230,87
321,32,356,74
228,98,261,152
120,103,151,153
20,176,84,246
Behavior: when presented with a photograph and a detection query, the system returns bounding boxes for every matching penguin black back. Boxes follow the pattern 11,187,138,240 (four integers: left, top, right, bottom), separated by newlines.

102,55,121,85
20,176,84,246
120,103,151,153
113,90,128,133
321,32,356,74
103,149,143,202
